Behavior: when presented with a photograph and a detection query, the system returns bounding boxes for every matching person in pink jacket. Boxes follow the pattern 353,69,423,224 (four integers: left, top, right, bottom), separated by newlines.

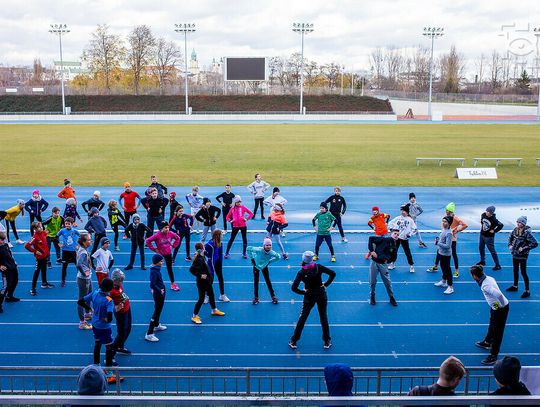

225,195,254,259
146,221,181,291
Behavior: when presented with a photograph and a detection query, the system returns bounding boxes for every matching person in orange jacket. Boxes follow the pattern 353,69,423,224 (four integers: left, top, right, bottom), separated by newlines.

365,206,390,259
58,179,76,201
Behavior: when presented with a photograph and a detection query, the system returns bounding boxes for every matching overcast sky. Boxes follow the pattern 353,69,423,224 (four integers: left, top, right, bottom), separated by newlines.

1,0,539,77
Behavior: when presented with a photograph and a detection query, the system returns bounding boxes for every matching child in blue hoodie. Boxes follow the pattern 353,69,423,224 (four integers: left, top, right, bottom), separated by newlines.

24,189,49,226
324,363,354,398
57,217,81,287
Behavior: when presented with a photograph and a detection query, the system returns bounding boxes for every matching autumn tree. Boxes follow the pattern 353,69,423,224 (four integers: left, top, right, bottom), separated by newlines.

439,45,465,93
126,25,156,95
152,37,181,95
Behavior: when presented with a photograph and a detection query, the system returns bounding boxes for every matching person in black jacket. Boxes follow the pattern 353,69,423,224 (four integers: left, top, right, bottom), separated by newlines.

324,186,348,243
0,231,20,310
477,206,503,270
506,216,538,298
491,356,531,397
367,231,399,306
146,175,168,199
81,191,105,216
124,214,151,270
190,242,225,324
141,188,168,232
215,184,235,233
289,251,336,350
195,198,221,243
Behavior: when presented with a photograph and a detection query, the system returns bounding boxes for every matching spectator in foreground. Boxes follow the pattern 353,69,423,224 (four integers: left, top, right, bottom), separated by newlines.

408,356,466,396
324,363,354,397
77,364,107,395
491,356,531,396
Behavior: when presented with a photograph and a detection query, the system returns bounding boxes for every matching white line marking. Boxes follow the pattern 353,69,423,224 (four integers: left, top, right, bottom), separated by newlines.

17,299,540,304
392,351,398,359
2,322,538,327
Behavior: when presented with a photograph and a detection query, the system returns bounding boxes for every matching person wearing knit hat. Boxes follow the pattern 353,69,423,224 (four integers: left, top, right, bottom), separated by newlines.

145,254,167,342
266,202,289,259
195,197,222,243
224,196,254,259
146,221,181,291
77,364,107,395
263,187,288,218
84,206,107,255
168,192,180,222
92,236,114,285
185,186,204,233
246,173,270,220
109,268,133,356
24,189,49,228
124,212,152,271
107,199,126,251
289,251,336,350
312,202,337,262
477,205,504,271
0,199,28,246
365,206,391,259
408,193,427,248
57,179,76,201
82,191,105,217
246,238,281,304
387,205,418,273
434,217,456,295
506,215,538,298
119,182,141,227
324,186,348,243
491,356,531,396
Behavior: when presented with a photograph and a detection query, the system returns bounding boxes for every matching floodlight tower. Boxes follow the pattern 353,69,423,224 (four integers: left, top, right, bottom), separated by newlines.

174,23,196,115
422,27,444,120
49,24,70,114
292,22,314,114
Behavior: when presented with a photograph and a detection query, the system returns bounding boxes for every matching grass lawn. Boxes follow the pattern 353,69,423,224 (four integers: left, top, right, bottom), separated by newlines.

0,123,538,186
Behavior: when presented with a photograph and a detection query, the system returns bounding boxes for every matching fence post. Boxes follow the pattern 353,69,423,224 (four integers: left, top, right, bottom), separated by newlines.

464,370,470,395
116,367,121,395
376,369,381,395
246,368,250,396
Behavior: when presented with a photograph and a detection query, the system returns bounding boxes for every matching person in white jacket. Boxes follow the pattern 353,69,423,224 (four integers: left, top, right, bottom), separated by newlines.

246,173,270,220
387,204,417,273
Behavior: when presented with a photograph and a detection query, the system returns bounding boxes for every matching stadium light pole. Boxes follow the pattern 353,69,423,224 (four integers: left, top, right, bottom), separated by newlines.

292,22,314,114
534,27,540,121
340,65,345,96
49,24,70,115
422,27,444,120
174,23,196,115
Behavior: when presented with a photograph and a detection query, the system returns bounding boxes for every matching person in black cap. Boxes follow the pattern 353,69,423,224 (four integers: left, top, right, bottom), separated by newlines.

312,202,337,262
289,251,336,350
491,356,531,396
477,205,503,271
387,204,417,273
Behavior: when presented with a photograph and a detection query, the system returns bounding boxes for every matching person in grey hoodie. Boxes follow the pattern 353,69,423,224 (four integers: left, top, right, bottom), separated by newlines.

246,173,270,220
506,216,538,298
408,193,427,248
434,216,455,295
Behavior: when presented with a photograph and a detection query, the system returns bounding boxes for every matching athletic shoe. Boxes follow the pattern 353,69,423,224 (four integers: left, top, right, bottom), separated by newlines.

141,265,146,270
219,294,230,302
185,256,192,261
409,265,415,273
123,235,129,240
211,309,225,316
191,315,202,324
16,239,25,245
116,348,132,355
145,334,159,342
222,230,228,235
282,253,289,260
281,231,286,237
242,254,247,259
475,341,492,350
61,280,66,288
426,265,438,272
41,283,55,289
204,294,209,304
114,246,120,252
47,261,52,269
84,312,93,321
313,255,318,261
272,296,279,304
29,288,36,296
506,285,518,292
56,258,62,264
7,242,13,248
521,291,531,298
369,295,376,305
475,261,486,266
224,253,230,259
124,265,133,270
443,286,454,295
261,216,265,220
288,340,297,349
5,297,20,302
154,324,167,332
419,242,427,248
492,265,502,271
342,237,348,243
105,372,124,385
252,297,259,305
170,283,180,291
453,270,460,278
365,252,371,260
323,340,332,349
389,297,398,306
434,280,448,288
79,321,92,330
196,229,201,234
331,256,336,262
481,355,497,365
388,263,395,270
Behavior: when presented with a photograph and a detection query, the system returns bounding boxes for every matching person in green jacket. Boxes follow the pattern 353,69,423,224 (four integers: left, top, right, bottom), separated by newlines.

312,202,336,262
246,238,281,305
42,207,64,268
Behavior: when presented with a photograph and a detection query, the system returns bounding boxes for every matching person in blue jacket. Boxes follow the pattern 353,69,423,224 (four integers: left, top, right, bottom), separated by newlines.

205,229,229,302
25,189,49,227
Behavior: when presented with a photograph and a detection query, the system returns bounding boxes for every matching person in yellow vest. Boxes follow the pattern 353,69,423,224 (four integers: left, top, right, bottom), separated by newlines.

0,200,26,247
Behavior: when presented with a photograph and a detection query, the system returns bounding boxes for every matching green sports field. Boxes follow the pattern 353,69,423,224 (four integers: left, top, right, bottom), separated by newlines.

0,123,538,186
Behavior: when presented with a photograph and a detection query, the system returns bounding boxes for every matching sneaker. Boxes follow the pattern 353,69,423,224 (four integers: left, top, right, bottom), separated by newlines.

506,285,518,292
16,239,25,245
84,311,93,321
252,297,259,305
369,295,376,305
409,265,415,273
426,265,438,272
282,253,289,260
492,265,502,271
47,261,52,269
261,216,265,220
434,280,448,288
219,294,230,302
56,258,62,264
211,308,225,316
185,256,192,261
106,372,123,385
204,294,209,304
271,296,279,304
476,261,486,266
41,283,55,289
388,263,395,270
222,230,228,235
5,297,20,303
521,291,531,298
191,315,202,324
453,270,460,278
342,237,348,243
7,243,13,248
145,334,159,342
124,265,133,271
79,321,92,330
443,286,454,295
313,255,318,261
224,253,230,259
365,252,371,260
170,283,180,291
153,324,167,332
481,355,497,365
196,229,201,234
475,341,492,350
389,297,398,306
115,246,120,252
123,235,129,240
331,256,336,262
323,340,332,349
141,265,146,270
419,242,427,248
242,254,247,259
116,348,132,355
281,231,286,237
29,288,36,296
288,340,297,349
61,280,66,288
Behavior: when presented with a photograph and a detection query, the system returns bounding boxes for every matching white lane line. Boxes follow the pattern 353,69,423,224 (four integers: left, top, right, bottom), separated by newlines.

0,322,537,327
16,299,540,303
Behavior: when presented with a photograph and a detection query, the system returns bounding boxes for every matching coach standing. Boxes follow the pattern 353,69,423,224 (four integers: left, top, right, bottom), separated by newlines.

367,231,399,306
470,264,509,365
477,206,503,271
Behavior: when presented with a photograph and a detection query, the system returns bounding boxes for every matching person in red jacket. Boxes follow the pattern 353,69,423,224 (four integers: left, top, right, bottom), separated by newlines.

57,179,76,202
224,195,254,259
365,206,390,259
25,222,54,295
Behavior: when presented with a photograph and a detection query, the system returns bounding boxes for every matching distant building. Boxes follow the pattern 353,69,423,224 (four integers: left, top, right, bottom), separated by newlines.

53,61,90,81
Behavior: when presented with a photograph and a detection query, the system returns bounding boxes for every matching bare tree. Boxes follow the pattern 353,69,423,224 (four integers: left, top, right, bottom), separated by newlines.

29,58,44,85
268,56,286,89
384,46,403,89
474,53,487,92
152,37,182,95
489,50,502,90
370,47,384,88
320,62,341,90
303,60,318,91
286,52,303,87
439,45,465,93
82,24,125,92
412,46,430,91
126,25,156,95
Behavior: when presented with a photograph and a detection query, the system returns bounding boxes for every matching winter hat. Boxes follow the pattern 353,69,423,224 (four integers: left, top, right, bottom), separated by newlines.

274,203,284,212
320,202,328,210
517,216,527,226
111,268,125,283
409,192,416,199
159,221,169,230
90,207,99,214
445,202,455,213
32,189,40,196
273,187,280,194
486,206,496,214
93,191,101,198
77,364,107,395
324,364,353,396
64,178,70,186
302,250,315,264
99,278,113,293
263,238,272,246
16,199,25,206
100,237,110,246
132,213,140,221
66,198,76,205
169,192,176,199
233,195,242,203
372,206,379,212
493,356,521,386
152,253,164,264
123,182,131,188
443,216,454,226
400,203,411,214
202,197,211,204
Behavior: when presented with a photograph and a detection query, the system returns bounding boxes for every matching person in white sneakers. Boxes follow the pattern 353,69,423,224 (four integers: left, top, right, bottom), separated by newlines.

0,199,26,247
145,254,167,342
434,216,455,295
246,173,270,220
388,204,417,273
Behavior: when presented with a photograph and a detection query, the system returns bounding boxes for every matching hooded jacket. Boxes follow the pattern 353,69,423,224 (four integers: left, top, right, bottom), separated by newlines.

195,205,222,226
388,215,417,240
190,255,214,283
291,263,335,296
246,246,280,271
81,197,105,213
25,230,50,260
508,226,538,260
125,221,152,243
204,239,223,276
146,230,180,256
24,196,49,217
0,243,17,270
226,205,254,228
480,212,503,237
324,364,353,396
266,211,288,235
368,235,397,264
